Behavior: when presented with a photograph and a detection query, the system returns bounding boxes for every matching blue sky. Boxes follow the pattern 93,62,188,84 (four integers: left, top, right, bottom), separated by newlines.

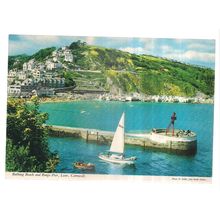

9,35,215,68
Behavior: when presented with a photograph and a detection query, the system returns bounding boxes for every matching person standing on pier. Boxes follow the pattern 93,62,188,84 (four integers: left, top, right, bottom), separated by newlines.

166,112,177,136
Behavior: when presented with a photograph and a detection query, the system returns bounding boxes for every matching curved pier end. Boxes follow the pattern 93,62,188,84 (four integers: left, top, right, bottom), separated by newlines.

47,125,197,156
147,128,197,155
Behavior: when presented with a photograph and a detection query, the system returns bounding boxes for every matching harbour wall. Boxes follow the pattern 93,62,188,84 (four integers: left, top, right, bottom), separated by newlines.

46,125,197,155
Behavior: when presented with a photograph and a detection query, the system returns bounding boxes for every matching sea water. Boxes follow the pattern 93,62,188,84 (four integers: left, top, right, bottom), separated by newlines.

40,101,213,177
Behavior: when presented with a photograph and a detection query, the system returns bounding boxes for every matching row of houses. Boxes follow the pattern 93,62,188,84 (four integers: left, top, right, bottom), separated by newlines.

22,59,63,72
8,65,66,97
8,46,76,97
21,77,65,86
8,77,65,96
8,85,55,97
8,68,64,82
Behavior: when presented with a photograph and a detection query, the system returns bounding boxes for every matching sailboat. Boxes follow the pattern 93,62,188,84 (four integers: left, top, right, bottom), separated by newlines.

98,112,137,164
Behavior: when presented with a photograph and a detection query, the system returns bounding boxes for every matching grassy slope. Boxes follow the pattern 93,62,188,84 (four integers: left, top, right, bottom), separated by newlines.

8,43,214,97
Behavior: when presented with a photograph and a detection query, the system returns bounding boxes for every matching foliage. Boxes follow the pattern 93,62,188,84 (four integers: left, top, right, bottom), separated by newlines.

6,139,38,172
69,40,87,65
8,47,56,70
62,71,76,87
8,54,29,70
106,70,139,93
6,97,59,172
69,40,86,50
30,47,56,62
8,41,215,97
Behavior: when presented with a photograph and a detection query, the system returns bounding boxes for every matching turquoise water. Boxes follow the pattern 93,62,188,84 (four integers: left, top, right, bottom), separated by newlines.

40,101,213,177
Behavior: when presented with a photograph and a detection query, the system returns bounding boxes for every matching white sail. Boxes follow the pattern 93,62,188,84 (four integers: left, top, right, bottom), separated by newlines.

109,112,125,154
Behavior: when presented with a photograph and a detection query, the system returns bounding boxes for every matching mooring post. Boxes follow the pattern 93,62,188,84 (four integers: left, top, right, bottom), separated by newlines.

169,141,172,148
97,132,99,143
86,130,89,142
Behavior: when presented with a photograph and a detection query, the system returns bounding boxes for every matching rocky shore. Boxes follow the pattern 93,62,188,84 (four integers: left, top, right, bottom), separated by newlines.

38,92,214,104
98,93,214,104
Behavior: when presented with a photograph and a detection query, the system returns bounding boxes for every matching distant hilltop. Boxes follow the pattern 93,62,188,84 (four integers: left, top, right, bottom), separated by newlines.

8,40,214,98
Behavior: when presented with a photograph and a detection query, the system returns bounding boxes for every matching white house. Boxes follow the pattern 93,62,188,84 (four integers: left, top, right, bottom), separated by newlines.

46,60,62,70
53,77,65,87
64,52,73,62
53,56,58,62
8,70,17,85
38,63,45,71
46,61,55,70
21,78,33,86
37,88,55,97
17,71,27,80
55,62,62,68
62,46,67,51
27,59,35,71
44,72,53,78
8,85,21,96
32,70,44,78
23,63,28,71
8,70,17,78
7,78,14,85
61,77,65,86
52,50,58,57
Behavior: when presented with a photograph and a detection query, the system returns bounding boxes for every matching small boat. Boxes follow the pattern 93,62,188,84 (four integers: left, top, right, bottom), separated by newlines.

73,161,95,170
98,112,137,164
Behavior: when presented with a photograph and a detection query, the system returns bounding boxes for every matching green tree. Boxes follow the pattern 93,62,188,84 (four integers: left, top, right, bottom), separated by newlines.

63,71,76,87
6,97,59,172
6,139,38,172
31,47,56,62
69,40,86,50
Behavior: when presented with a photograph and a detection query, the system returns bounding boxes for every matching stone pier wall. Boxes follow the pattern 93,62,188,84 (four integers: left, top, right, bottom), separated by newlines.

47,125,197,155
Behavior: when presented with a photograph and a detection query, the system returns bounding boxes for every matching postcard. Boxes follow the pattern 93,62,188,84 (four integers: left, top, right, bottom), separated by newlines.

6,35,215,182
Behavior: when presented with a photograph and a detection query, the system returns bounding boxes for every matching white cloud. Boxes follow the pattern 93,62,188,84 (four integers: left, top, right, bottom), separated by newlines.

93,37,136,49
85,36,95,45
22,35,61,45
9,40,32,55
160,45,173,53
119,47,145,54
187,42,215,52
138,38,156,53
9,35,75,55
173,39,215,53
183,50,215,62
8,35,215,68
174,39,184,43
165,50,215,63
158,39,215,67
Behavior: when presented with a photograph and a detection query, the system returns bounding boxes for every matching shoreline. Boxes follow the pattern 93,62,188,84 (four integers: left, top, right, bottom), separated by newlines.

37,93,214,104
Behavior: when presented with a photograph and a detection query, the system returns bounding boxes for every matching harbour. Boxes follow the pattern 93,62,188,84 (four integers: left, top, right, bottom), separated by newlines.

6,35,215,178
40,100,213,177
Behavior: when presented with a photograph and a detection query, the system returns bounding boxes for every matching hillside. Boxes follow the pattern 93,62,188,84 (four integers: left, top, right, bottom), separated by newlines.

8,41,214,97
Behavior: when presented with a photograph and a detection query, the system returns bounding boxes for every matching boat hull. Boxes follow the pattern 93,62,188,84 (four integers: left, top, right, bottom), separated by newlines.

73,162,95,170
99,154,136,165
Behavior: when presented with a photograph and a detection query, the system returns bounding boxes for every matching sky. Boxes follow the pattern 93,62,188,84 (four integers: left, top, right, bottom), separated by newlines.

9,35,215,69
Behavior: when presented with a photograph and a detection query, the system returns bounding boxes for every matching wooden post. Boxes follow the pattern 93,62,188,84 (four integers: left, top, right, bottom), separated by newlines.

97,132,99,143
169,141,172,148
86,130,89,142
